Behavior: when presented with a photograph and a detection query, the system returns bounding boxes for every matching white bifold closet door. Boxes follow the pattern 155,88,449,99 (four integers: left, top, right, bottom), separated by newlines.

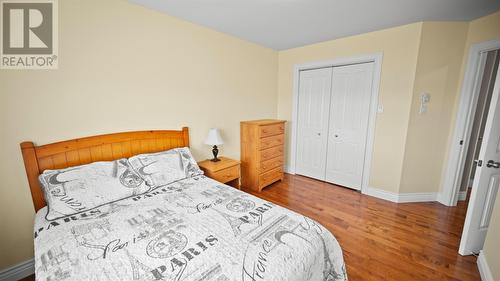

325,63,374,189
296,67,333,180
296,62,374,190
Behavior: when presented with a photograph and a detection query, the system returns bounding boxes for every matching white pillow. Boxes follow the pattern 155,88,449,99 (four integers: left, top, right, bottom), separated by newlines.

128,147,203,188
39,159,151,220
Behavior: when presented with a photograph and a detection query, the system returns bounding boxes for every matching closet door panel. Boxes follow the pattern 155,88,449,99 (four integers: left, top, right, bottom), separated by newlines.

325,62,374,189
296,68,332,180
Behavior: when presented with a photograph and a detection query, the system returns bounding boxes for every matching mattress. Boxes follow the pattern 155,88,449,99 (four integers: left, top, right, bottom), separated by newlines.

33,175,347,281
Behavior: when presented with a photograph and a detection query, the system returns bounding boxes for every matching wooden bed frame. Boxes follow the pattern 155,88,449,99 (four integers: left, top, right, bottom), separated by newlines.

20,127,190,212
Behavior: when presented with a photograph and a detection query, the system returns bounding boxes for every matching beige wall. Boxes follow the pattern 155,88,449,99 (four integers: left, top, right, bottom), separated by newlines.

0,0,278,269
399,22,469,193
278,23,422,193
466,11,500,46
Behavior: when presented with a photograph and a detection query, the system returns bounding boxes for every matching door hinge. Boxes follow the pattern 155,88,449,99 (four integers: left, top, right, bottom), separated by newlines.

474,160,483,167
459,140,464,145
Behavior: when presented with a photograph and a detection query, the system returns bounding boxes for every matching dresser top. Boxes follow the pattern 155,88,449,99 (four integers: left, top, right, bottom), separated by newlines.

240,119,286,125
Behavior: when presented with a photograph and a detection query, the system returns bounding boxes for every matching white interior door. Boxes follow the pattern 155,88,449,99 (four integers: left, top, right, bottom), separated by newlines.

459,65,500,255
296,68,332,179
325,63,374,189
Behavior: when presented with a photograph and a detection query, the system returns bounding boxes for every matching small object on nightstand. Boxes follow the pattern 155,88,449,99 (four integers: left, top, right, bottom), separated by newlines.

198,157,241,189
204,128,224,162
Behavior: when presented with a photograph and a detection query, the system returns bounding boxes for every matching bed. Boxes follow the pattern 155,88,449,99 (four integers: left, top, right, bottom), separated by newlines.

20,128,347,281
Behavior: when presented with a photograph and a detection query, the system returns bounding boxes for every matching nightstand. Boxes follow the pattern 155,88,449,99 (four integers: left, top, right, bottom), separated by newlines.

198,157,241,189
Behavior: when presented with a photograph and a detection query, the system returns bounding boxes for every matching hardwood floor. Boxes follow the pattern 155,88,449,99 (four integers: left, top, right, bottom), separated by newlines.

245,174,480,281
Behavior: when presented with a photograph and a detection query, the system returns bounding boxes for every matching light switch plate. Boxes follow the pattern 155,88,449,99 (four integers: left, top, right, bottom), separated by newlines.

420,92,431,114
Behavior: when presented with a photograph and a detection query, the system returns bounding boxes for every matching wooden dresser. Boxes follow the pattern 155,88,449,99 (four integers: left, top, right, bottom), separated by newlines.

241,119,286,192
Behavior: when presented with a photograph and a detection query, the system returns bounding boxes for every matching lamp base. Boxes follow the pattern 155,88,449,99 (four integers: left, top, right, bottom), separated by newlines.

210,145,220,162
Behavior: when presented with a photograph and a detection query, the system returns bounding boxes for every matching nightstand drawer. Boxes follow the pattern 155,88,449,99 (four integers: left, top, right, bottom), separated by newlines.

260,134,284,150
211,165,239,183
260,155,283,173
260,123,284,138
259,166,283,188
260,145,283,161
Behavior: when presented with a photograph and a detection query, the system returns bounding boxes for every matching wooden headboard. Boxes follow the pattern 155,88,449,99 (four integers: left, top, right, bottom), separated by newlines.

20,127,190,212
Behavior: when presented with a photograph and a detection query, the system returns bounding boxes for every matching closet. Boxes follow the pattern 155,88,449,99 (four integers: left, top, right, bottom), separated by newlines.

295,62,374,190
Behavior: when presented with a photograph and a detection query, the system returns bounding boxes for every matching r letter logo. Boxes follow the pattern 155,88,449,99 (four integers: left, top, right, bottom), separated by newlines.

1,0,58,69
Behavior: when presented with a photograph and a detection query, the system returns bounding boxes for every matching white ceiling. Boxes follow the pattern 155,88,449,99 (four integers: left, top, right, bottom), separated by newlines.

130,0,500,50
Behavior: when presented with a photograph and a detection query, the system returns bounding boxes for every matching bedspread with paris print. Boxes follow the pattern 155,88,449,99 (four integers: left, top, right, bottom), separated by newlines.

33,175,347,281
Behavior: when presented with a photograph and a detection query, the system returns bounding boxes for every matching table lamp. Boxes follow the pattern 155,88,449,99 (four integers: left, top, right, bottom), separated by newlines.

204,128,224,162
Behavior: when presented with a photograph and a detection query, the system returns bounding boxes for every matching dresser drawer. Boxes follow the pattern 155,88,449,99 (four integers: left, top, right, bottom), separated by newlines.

260,145,283,161
211,165,239,183
260,123,285,138
259,166,283,188
260,134,284,150
260,156,283,173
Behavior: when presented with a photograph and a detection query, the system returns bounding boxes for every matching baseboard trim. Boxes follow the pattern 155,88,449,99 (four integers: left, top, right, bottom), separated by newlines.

478,250,493,281
436,189,468,205
0,258,34,281
363,186,399,202
283,165,295,174
398,191,437,203
363,186,437,203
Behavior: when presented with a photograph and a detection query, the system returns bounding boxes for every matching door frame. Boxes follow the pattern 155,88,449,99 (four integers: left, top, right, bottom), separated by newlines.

288,53,383,193
439,38,500,207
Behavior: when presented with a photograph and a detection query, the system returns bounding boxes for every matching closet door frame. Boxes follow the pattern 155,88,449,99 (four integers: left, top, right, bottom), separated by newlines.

289,53,383,194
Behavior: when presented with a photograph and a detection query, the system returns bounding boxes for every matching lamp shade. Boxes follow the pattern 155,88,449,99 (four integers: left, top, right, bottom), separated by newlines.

204,128,224,145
